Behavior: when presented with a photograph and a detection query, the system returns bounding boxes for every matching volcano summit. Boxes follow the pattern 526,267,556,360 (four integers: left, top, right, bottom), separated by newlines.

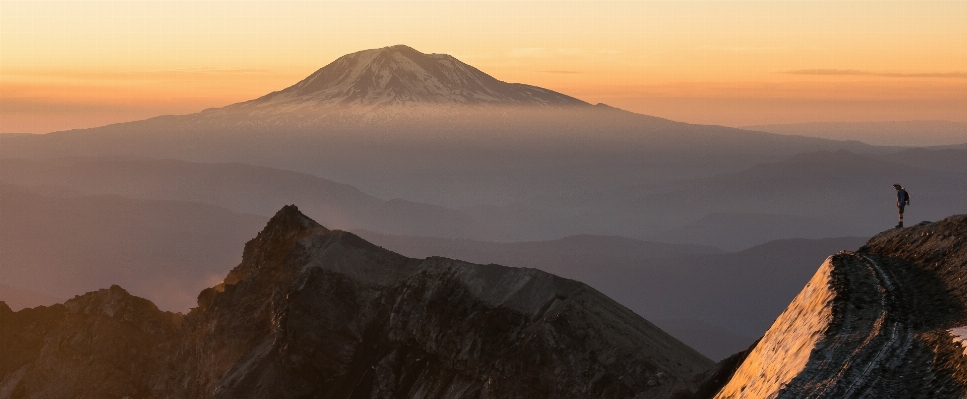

234,45,588,111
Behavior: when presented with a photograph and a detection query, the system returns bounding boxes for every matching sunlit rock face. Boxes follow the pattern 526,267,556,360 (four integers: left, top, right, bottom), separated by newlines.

0,205,713,399
701,215,967,399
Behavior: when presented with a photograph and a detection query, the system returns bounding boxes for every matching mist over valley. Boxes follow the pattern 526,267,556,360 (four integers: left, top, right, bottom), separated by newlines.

3,44,967,398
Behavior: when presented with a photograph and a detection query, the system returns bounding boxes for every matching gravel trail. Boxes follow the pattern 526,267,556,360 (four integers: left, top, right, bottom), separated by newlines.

713,247,966,399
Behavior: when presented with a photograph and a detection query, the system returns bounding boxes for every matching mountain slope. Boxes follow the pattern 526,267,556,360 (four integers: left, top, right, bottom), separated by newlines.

632,150,967,243
355,230,868,359
0,157,493,240
651,212,850,251
707,215,967,398
0,205,714,399
872,148,967,174
1,181,859,361
744,120,967,147
0,286,181,398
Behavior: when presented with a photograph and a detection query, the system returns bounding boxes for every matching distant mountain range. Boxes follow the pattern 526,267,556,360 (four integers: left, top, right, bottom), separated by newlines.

1,180,868,360
6,205,965,398
0,45,887,209
355,229,868,359
0,157,491,240
745,120,967,147
4,44,966,365
0,45,905,254
628,149,967,247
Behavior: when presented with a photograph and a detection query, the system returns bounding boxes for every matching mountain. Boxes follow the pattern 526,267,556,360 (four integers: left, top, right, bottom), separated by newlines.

651,212,851,251
0,182,860,361
0,184,267,312
0,46,888,213
744,120,967,147
234,44,588,112
630,149,967,244
0,157,494,240
702,215,967,398
354,230,868,359
353,230,724,264
872,147,967,174
0,205,713,398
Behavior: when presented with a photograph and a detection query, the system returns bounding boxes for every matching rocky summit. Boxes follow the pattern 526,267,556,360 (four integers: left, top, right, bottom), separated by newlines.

0,205,712,399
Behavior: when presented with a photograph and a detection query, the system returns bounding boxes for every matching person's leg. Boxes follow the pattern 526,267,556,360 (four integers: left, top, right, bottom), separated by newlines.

897,205,905,227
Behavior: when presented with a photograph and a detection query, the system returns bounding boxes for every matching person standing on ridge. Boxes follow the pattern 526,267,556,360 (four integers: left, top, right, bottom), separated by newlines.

893,184,910,228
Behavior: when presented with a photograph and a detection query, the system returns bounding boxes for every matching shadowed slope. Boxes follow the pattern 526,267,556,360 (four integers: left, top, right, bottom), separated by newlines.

0,157,493,240
357,230,867,359
744,120,967,147
633,150,967,243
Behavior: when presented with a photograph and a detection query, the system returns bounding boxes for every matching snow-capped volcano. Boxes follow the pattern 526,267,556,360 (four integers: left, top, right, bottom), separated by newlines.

236,45,589,110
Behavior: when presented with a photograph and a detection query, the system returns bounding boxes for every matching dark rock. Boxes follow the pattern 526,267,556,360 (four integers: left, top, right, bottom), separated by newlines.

0,205,713,399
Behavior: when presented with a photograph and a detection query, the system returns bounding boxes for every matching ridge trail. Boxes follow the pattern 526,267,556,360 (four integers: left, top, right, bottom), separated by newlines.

715,249,950,399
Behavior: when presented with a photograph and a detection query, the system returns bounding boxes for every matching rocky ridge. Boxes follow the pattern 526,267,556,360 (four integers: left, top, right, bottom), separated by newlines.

701,215,967,398
0,205,712,399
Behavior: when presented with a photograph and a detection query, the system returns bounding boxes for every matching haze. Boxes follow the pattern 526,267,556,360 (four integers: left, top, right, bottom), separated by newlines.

2,2,967,362
3,0,966,133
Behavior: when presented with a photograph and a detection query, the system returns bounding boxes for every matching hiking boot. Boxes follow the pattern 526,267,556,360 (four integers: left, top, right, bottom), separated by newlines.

895,222,904,228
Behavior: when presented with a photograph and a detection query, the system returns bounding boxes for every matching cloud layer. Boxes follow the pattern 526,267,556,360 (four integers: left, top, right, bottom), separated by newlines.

787,69,967,79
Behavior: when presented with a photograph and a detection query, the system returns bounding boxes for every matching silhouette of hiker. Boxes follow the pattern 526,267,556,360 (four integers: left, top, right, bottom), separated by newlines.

893,184,910,228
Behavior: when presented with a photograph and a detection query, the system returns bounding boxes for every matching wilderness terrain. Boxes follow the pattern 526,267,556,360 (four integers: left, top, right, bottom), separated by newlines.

0,206,713,399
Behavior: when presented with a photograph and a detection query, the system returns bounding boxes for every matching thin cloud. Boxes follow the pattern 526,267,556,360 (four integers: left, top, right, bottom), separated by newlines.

2,67,274,80
699,45,788,53
787,69,967,78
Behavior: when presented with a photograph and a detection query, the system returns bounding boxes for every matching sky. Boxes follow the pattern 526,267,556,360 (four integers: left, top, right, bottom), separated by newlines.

1,1,965,133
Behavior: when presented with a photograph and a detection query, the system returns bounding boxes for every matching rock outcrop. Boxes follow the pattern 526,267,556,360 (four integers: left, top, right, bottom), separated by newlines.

701,215,967,398
0,285,181,398
0,205,712,399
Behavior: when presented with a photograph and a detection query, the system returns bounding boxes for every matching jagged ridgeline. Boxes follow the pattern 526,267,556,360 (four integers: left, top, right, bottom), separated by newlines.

5,213,967,398
0,205,712,399
701,215,967,398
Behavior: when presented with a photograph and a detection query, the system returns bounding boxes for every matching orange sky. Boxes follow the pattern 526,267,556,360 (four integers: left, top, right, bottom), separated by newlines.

2,1,965,133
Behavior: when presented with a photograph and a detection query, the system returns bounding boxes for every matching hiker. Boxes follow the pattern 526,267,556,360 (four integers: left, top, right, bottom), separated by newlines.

893,184,910,228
